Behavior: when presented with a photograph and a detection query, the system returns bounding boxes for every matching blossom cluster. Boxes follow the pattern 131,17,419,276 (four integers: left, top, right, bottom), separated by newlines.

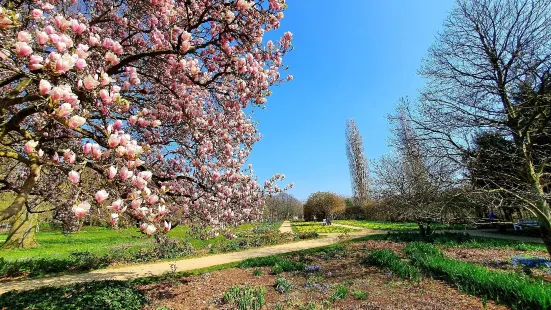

0,0,293,236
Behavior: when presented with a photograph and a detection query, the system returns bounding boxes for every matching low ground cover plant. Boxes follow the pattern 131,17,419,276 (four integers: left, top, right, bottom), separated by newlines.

0,280,148,310
223,285,266,310
238,255,305,274
274,277,293,293
405,242,551,309
330,284,348,302
361,249,420,281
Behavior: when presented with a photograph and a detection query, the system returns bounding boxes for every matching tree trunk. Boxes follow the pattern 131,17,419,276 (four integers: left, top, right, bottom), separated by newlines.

418,222,426,237
540,222,551,258
0,163,42,221
2,205,39,249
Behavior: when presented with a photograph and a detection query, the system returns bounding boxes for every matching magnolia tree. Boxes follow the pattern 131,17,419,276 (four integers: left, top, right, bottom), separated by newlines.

0,0,293,248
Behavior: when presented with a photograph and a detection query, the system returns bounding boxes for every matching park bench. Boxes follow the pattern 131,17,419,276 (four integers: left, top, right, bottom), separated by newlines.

513,219,539,231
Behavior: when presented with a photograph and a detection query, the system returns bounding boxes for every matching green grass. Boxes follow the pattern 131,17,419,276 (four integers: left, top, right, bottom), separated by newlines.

0,226,217,261
361,249,420,281
0,222,283,261
405,242,551,309
291,222,359,233
334,220,470,231
380,231,547,251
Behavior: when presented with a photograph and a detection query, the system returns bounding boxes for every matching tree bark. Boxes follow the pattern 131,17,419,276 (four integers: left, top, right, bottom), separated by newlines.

0,163,42,221
540,222,551,258
1,206,39,248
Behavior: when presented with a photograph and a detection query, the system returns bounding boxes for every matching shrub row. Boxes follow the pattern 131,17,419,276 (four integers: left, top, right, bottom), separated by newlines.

405,242,551,309
361,249,420,281
0,280,147,310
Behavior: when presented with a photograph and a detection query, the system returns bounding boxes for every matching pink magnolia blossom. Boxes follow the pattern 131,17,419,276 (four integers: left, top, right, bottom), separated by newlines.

54,53,76,74
99,89,112,104
39,80,51,95
95,189,109,203
17,31,32,42
145,224,156,236
111,199,123,211
15,42,32,57
107,166,117,179
105,51,119,65
158,205,167,215
83,142,92,154
72,201,91,218
68,170,80,184
108,134,120,148
75,58,87,70
163,221,171,232
30,55,43,64
138,171,153,181
110,213,119,224
131,198,143,209
91,143,102,159
31,9,43,20
83,75,99,90
147,195,159,205
36,31,49,45
68,115,86,128
64,150,76,164
55,103,73,118
119,166,133,180
24,140,39,154
113,120,123,130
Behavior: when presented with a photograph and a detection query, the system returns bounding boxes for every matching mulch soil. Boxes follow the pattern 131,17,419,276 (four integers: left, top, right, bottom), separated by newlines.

140,240,509,310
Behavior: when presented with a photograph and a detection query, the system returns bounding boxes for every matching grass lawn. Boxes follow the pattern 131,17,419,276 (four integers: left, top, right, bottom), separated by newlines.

291,222,359,233
0,221,282,261
334,220,470,231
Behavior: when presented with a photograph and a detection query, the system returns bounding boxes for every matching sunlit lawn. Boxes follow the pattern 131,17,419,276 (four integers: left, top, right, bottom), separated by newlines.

0,221,281,261
291,221,359,233
334,220,470,231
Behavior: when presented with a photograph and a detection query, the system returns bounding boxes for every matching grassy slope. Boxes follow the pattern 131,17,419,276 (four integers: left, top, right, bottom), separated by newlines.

0,221,282,261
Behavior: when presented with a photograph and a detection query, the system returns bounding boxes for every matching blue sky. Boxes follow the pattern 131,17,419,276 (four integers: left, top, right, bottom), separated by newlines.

249,0,455,201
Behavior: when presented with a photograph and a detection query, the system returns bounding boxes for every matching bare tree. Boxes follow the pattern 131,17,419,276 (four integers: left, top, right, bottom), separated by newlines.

415,0,551,255
373,103,467,234
345,119,370,205
264,193,303,221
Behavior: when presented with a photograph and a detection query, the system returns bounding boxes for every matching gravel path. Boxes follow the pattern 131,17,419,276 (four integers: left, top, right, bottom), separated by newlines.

278,220,293,233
